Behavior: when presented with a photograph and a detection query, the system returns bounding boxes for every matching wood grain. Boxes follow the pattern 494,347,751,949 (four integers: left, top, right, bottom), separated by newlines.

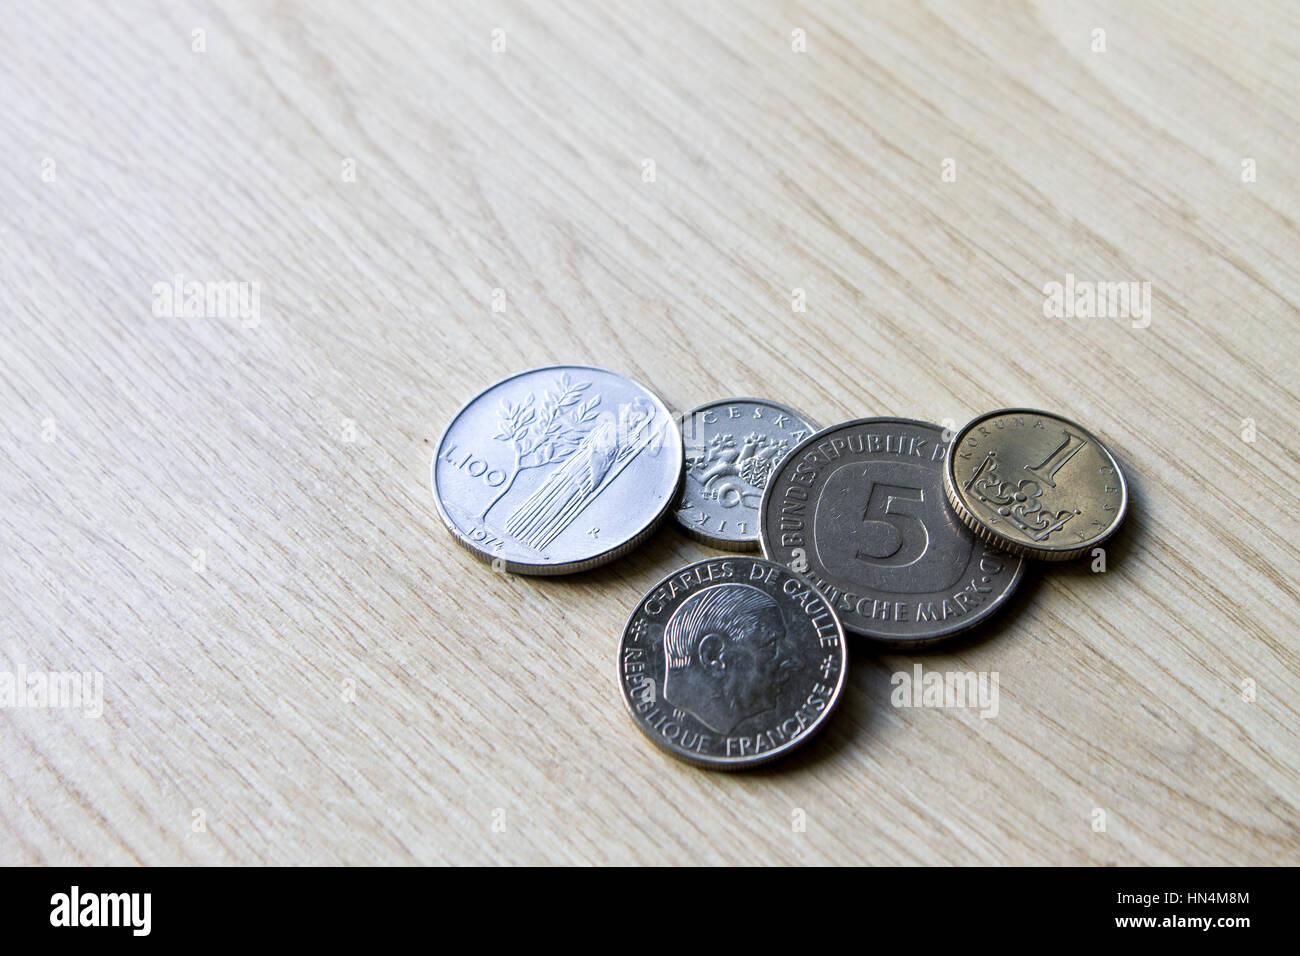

2,0,1297,865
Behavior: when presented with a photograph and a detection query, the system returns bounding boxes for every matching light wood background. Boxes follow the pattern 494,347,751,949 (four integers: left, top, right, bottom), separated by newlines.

2,0,1297,866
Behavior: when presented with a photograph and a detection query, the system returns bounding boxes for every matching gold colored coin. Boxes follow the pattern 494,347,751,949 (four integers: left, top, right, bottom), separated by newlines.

943,409,1128,561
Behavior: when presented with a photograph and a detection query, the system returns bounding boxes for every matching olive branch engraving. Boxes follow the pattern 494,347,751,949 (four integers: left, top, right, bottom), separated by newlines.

475,373,601,521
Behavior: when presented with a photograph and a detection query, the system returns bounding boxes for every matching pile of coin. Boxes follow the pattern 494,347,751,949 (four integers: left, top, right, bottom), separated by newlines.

433,365,1129,769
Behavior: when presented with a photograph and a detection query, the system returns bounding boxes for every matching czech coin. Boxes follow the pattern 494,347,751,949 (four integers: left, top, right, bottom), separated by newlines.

432,365,682,574
674,398,818,551
943,408,1128,561
618,556,846,769
759,418,1024,645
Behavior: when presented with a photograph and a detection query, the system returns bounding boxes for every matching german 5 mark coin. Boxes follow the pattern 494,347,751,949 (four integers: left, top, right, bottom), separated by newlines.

759,418,1024,645
944,408,1128,561
618,557,846,769
432,365,682,574
674,398,818,550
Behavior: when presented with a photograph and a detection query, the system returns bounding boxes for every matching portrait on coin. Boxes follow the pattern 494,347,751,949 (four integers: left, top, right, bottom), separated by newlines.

661,583,799,734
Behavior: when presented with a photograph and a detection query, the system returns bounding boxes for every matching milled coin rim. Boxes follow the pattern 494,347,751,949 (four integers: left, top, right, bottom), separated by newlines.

942,407,1129,562
673,397,820,552
616,556,848,771
758,416,1026,644
431,364,684,575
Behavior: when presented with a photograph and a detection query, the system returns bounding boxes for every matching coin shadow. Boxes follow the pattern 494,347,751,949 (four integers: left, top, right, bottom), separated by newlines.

898,459,1144,653
902,562,1046,656
529,523,876,777
1039,460,1144,582
746,573,1048,776
743,640,879,777
533,520,710,597
748,567,1053,776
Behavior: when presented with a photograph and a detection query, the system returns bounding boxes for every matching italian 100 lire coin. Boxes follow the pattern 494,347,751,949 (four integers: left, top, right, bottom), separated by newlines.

759,418,1024,645
432,365,682,574
943,408,1129,561
618,557,846,769
674,398,818,550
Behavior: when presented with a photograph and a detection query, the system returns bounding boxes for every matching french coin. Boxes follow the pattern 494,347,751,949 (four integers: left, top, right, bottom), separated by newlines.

432,365,682,575
759,418,1024,645
618,556,846,769
943,408,1129,561
673,398,818,551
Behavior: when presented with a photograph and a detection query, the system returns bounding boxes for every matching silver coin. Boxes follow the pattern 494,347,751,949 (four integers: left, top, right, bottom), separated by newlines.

432,365,682,575
618,556,847,769
758,418,1025,645
673,398,819,551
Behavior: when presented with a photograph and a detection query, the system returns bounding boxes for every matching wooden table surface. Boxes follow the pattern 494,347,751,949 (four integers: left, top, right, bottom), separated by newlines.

3,0,1297,865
